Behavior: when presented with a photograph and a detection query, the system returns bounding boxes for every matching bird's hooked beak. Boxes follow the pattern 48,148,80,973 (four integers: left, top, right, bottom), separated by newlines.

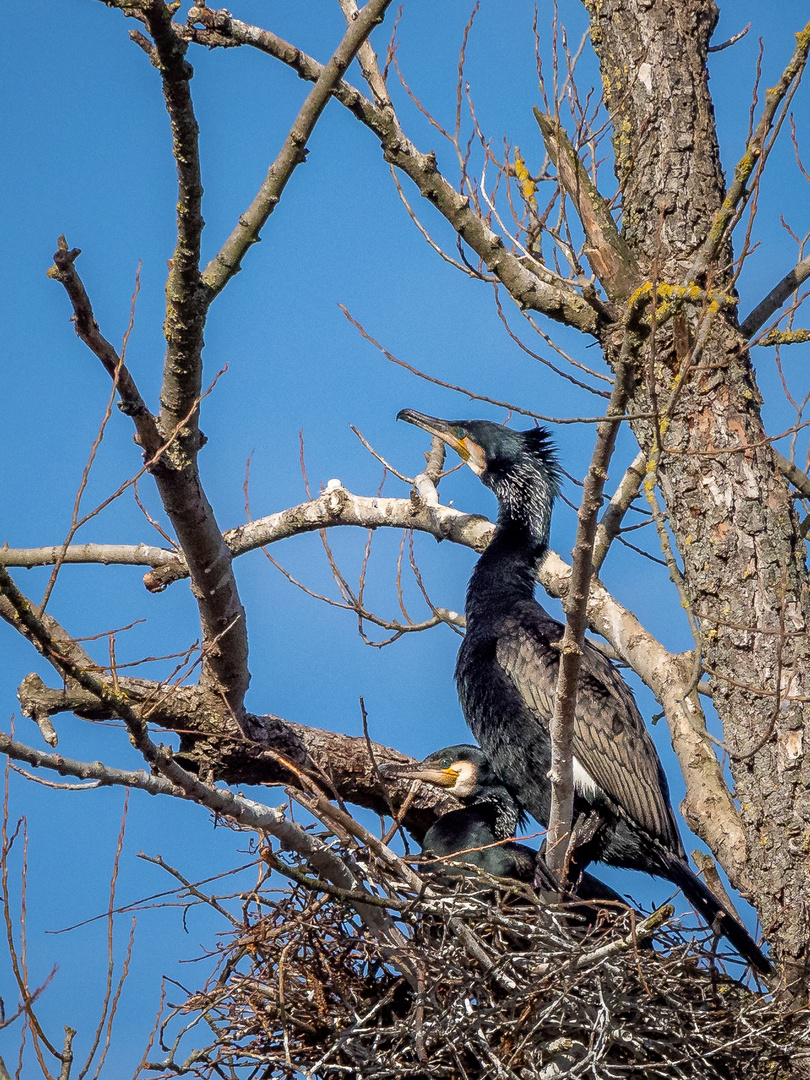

397,409,487,476
379,759,461,789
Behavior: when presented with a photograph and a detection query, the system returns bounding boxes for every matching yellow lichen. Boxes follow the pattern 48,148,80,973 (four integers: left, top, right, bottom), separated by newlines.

513,148,537,209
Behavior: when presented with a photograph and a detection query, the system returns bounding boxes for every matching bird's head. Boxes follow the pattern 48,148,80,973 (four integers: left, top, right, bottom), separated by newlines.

380,744,489,802
397,410,561,543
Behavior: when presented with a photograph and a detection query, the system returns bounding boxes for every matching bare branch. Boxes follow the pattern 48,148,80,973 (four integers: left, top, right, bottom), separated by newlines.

740,252,810,338
142,0,206,438
49,239,249,715
46,239,162,459
201,0,394,296
0,544,176,571
592,449,647,572
707,23,750,54
534,109,638,302
774,450,810,499
178,6,602,335
0,729,418,988
690,20,810,281
545,356,631,876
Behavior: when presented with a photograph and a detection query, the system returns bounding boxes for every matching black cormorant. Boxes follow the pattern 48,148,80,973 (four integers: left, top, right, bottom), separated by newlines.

381,743,631,909
397,409,770,975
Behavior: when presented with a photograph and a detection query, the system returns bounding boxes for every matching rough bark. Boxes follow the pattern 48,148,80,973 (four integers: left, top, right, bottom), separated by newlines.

586,0,810,989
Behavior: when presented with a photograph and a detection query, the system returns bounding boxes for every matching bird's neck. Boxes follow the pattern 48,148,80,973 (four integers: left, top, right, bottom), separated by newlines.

466,520,545,618
470,790,521,840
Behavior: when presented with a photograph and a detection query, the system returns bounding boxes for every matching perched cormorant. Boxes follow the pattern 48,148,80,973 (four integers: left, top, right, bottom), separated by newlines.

397,410,770,975
381,743,631,909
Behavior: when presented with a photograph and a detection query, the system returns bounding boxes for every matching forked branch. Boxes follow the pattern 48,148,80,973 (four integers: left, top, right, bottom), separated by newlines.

177,6,603,336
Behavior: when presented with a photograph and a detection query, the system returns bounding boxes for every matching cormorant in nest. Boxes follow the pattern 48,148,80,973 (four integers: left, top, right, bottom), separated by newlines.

397,410,770,975
381,743,630,910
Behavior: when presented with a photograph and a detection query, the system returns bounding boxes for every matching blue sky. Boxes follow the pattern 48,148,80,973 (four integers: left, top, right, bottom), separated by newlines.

2,1,809,1072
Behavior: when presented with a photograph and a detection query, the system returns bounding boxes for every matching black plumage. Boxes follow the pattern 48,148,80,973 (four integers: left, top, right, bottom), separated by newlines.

381,743,630,910
397,409,770,975
382,743,533,879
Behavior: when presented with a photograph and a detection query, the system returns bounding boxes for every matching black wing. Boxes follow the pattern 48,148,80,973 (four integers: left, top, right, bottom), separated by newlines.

494,603,683,855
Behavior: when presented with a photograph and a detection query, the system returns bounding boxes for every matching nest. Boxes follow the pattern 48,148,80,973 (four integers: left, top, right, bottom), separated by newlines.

158,855,809,1080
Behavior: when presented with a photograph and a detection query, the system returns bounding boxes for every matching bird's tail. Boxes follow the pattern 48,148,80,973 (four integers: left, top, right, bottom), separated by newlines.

664,857,771,975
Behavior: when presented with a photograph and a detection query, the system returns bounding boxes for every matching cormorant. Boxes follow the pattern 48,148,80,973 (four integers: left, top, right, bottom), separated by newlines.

397,409,770,975
381,743,631,909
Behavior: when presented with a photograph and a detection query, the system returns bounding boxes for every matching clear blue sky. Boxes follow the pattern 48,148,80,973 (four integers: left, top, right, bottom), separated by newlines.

2,2,809,1072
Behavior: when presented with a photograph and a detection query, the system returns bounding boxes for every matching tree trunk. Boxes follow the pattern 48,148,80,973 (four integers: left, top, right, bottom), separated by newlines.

586,0,810,991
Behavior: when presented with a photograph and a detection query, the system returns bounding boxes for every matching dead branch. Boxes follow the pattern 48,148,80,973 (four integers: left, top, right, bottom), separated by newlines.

534,108,638,302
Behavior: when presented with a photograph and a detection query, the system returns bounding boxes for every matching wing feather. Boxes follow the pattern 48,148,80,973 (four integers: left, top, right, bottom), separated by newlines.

494,605,681,852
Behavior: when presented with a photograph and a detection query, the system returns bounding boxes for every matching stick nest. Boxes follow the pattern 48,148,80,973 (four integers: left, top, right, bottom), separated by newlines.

160,853,809,1080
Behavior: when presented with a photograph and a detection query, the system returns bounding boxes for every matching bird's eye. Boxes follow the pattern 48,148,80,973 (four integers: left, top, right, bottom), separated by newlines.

454,427,466,440
440,757,452,769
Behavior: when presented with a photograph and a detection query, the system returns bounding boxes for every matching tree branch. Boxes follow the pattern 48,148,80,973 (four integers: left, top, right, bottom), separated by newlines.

49,238,249,716
0,728,418,988
137,0,207,443
534,109,638,303
773,450,810,500
690,20,810,282
756,328,810,346
0,543,176,570
45,238,163,459
545,358,631,876
200,0,395,297
178,7,602,336
592,449,647,573
740,252,810,338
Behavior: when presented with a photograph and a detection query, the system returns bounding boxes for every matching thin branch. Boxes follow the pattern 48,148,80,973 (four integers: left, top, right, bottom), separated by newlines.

774,449,810,499
690,20,810,281
740,252,810,338
707,23,750,54
545,355,631,876
335,0,393,111
592,449,647,572
179,6,602,335
0,729,418,989
757,327,810,346
46,240,162,459
201,0,394,296
0,544,176,571
50,239,249,715
339,305,629,422
41,268,140,611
